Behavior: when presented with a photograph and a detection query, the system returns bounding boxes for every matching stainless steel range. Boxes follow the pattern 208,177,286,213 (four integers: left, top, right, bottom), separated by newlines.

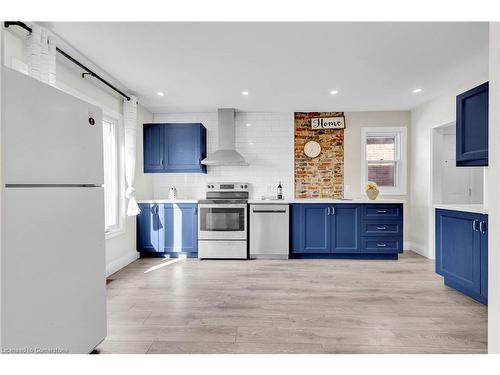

198,182,249,259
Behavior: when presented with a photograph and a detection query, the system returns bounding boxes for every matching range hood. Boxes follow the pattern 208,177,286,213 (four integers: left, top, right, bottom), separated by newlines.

201,108,248,166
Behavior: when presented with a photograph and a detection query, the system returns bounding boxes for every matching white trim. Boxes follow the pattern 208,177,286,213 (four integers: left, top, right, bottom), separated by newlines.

360,126,408,195
55,80,122,120
103,115,126,238
428,121,456,262
106,251,140,278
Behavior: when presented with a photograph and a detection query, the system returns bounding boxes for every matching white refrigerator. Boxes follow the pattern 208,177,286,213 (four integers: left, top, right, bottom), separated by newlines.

1,67,107,353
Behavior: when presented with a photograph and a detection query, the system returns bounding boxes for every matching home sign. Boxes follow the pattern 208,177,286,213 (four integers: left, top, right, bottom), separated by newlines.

311,116,345,130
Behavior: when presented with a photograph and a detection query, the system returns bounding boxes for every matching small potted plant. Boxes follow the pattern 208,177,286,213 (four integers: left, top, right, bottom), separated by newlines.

365,181,379,200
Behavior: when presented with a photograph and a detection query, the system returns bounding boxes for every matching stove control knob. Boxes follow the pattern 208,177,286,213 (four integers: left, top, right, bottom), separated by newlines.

240,185,243,188
244,185,248,188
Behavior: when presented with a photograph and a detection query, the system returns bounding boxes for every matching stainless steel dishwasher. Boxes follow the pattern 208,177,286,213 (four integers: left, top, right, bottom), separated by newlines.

249,203,289,259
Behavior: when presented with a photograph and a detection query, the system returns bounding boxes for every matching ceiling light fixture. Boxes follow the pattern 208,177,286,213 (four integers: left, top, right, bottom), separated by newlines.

412,88,422,94
157,92,164,96
246,123,252,127
241,91,249,96
329,90,339,95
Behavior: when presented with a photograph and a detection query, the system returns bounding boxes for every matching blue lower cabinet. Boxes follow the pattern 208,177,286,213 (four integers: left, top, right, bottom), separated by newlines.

435,209,487,304
290,203,403,258
331,205,360,253
163,204,198,255
291,204,330,253
137,203,198,257
137,204,163,252
361,237,402,253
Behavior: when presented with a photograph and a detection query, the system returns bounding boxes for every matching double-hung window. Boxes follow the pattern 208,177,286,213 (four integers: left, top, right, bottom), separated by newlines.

361,127,407,195
102,116,122,235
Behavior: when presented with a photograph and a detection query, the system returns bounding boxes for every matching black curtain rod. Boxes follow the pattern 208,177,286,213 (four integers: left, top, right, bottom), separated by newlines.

4,21,131,101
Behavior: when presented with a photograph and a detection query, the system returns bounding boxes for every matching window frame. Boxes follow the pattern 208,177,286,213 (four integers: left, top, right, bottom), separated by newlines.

102,114,125,239
360,127,407,196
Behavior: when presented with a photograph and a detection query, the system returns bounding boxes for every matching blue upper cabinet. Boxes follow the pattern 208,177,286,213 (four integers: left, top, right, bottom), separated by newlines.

435,209,488,304
456,82,489,167
144,125,165,172
143,123,207,173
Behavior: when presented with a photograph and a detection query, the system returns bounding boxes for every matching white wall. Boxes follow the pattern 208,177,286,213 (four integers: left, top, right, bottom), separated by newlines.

409,79,488,259
152,112,295,200
2,27,153,276
432,127,483,205
343,111,410,199
0,26,4,348
488,21,500,354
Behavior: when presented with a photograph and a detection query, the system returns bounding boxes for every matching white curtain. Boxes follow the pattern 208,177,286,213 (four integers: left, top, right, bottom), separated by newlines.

123,95,140,216
26,24,56,86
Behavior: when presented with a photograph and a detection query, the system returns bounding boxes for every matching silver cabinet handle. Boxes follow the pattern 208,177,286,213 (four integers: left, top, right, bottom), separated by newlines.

480,221,487,233
377,210,387,213
377,243,387,247
327,207,330,215
331,207,335,215
473,220,479,232
377,227,387,230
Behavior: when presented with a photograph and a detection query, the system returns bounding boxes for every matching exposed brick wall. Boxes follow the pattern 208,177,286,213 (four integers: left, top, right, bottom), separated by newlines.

294,112,344,198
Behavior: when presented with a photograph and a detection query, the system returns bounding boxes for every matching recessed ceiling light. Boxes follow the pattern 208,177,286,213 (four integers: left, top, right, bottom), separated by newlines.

329,90,339,95
246,123,252,127
412,88,422,94
241,91,249,96
156,92,164,96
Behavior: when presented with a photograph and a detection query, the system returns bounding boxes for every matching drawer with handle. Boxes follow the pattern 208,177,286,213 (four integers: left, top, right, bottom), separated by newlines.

361,237,402,253
362,204,402,220
361,221,402,236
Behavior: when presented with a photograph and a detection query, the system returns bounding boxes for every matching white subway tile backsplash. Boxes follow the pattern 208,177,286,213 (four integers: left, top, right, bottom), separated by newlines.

152,112,295,200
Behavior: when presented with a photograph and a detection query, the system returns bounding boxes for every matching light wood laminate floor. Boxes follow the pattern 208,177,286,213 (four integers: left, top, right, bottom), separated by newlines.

97,251,487,354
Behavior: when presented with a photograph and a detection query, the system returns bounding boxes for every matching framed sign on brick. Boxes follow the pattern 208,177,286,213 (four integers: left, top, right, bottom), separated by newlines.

311,116,345,130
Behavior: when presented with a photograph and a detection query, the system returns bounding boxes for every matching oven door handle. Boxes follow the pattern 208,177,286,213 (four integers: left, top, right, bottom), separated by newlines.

199,204,247,209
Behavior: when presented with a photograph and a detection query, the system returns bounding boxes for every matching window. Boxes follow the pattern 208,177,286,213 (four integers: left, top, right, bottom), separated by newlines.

361,127,407,195
102,117,122,234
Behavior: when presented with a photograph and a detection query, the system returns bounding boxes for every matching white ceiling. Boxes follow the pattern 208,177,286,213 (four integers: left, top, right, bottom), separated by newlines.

47,22,489,113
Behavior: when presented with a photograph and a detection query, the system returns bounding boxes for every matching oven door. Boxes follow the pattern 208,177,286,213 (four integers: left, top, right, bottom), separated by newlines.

198,204,247,240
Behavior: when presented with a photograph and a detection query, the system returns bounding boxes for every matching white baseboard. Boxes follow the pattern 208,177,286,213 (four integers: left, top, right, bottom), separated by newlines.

106,251,139,277
405,241,434,259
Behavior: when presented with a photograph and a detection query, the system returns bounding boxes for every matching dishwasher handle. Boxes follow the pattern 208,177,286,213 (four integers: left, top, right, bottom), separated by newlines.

252,209,287,213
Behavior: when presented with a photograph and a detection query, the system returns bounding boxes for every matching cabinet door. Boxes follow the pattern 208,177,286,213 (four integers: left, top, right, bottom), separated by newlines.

137,204,163,252
292,205,330,253
435,209,481,294
456,82,489,166
163,204,198,254
143,125,164,172
480,214,488,301
331,205,360,253
164,124,203,172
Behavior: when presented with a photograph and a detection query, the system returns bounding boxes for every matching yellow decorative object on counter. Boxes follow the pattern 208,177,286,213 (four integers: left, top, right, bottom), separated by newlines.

365,181,380,200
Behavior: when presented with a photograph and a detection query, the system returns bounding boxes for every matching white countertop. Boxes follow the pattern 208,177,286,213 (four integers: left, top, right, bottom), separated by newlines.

434,203,488,214
137,199,199,204
248,198,406,204
138,198,406,205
